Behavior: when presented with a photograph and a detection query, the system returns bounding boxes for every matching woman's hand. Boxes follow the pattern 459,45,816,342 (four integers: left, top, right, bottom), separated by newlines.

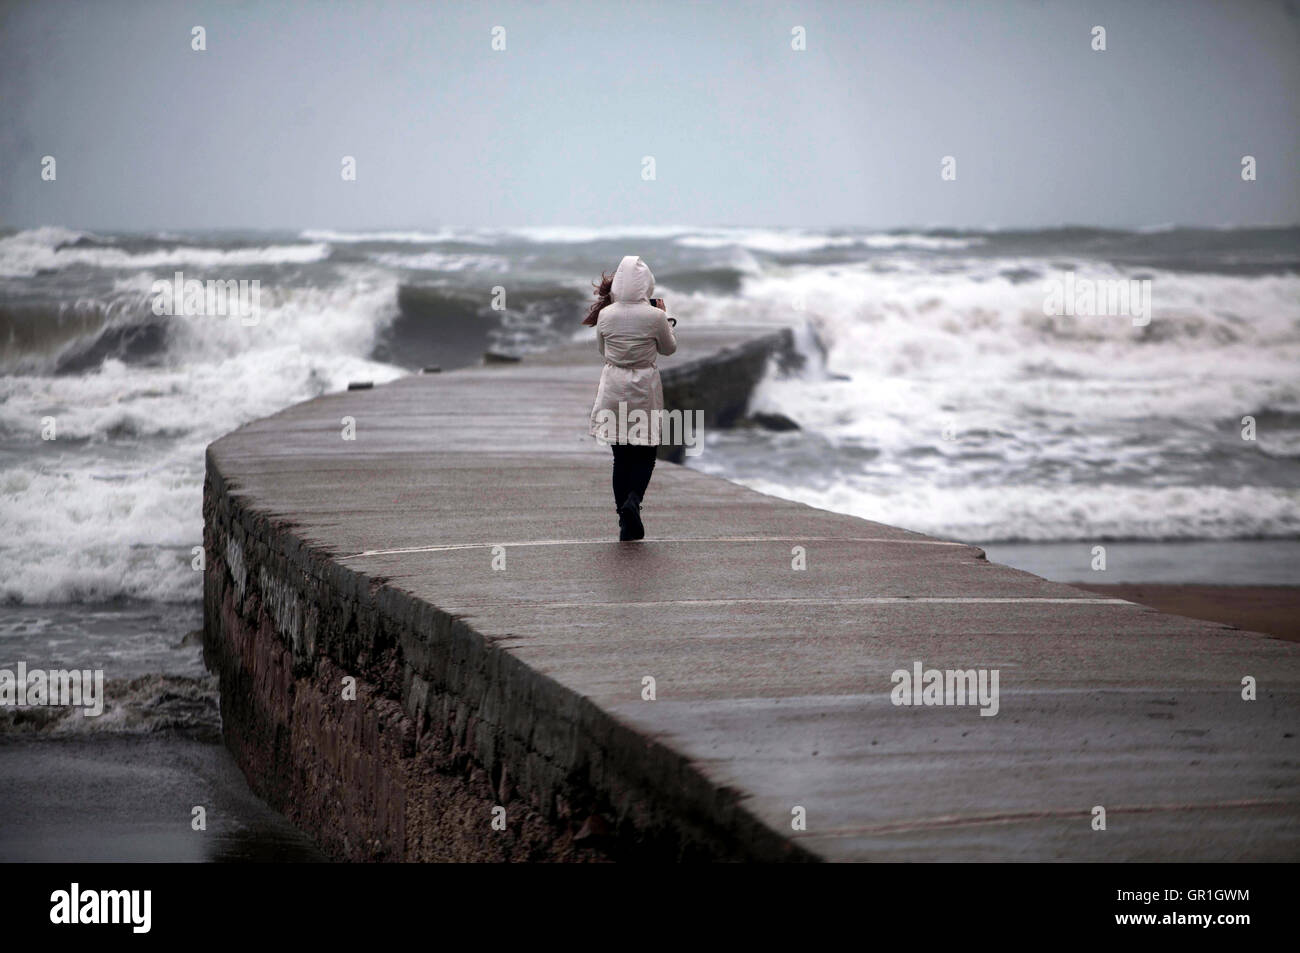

652,297,674,325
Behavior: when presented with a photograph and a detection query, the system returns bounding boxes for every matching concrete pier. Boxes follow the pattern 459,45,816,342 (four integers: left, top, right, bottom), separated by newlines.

203,323,1300,861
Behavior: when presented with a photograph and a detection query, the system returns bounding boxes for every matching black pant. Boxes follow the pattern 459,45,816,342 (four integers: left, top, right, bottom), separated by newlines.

611,444,657,510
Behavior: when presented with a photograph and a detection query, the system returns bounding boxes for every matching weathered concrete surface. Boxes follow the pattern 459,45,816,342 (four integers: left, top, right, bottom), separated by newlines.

204,322,1300,861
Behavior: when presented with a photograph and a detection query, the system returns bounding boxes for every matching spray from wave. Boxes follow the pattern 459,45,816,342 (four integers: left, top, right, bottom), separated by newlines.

684,251,1300,543
1,223,1298,614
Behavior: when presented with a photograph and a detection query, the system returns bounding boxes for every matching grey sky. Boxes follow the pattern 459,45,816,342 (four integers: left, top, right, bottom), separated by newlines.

2,0,1297,231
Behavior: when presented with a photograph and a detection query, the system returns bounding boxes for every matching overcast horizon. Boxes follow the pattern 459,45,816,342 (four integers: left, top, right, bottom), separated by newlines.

2,0,1298,232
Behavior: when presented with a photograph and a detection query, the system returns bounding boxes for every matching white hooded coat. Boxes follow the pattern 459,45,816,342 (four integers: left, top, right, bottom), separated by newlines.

588,255,678,445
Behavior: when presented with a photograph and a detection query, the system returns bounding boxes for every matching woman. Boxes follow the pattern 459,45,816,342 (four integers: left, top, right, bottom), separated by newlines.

585,255,677,541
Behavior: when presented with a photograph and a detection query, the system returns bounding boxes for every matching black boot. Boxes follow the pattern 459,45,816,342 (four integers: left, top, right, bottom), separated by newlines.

619,491,644,542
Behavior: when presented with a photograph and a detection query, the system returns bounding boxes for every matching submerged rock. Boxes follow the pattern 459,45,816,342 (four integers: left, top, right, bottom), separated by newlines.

743,411,800,431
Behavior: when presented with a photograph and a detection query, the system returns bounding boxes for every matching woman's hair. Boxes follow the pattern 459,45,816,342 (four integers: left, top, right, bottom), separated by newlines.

582,270,615,326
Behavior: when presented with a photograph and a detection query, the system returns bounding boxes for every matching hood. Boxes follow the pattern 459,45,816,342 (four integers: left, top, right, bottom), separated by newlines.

609,255,654,303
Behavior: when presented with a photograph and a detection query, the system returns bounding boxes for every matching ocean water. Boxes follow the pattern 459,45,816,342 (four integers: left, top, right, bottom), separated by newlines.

3,223,1299,608
1,225,1298,846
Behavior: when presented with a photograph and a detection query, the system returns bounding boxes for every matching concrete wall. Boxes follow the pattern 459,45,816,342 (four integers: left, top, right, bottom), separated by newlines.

202,328,807,861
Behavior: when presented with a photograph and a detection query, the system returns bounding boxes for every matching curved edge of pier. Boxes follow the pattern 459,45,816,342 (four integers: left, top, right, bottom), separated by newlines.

203,323,1300,863
202,326,818,861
